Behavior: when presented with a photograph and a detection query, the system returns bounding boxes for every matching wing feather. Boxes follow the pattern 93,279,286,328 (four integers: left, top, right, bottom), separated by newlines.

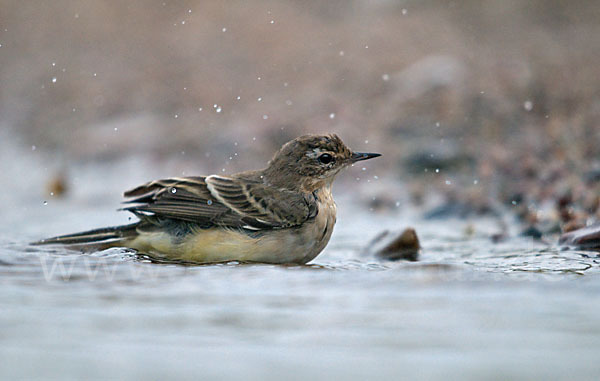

205,175,316,228
122,175,317,230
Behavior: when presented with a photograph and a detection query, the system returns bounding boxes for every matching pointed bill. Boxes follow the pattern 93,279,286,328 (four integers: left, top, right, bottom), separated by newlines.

351,152,382,162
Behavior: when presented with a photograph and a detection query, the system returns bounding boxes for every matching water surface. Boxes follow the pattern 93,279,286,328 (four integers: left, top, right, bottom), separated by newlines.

2,152,600,380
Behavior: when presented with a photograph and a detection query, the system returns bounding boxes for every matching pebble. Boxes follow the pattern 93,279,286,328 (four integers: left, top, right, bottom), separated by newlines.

368,228,421,261
559,223,600,250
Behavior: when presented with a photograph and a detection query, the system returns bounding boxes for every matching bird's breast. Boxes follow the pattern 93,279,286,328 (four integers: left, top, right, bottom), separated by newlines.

299,187,337,262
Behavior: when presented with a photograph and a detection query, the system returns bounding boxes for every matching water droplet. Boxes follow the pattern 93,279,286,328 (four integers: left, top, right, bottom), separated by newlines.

364,140,369,144
43,201,48,205
257,76,261,80
216,107,222,113
401,8,408,15
339,50,344,56
365,45,369,49
373,175,378,179
473,179,479,185
262,114,268,120
181,20,185,25
222,27,227,32
435,122,440,127
236,96,241,100
252,137,256,141
51,77,57,83
188,9,192,13
93,73,97,77
524,100,533,111
329,113,335,119
170,188,177,194
257,97,262,102
382,74,390,81
270,20,274,24
207,200,213,205
198,107,203,111
222,168,226,172
52,62,56,66
512,200,518,205
31,145,36,151
50,192,54,196
362,167,366,171
445,180,452,185
435,168,440,173
395,201,400,207
174,114,178,118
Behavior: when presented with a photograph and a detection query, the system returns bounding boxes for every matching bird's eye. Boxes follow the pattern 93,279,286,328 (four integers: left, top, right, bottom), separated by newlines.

318,153,334,165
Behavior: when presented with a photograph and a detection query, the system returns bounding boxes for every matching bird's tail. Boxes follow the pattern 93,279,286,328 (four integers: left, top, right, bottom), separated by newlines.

31,223,140,252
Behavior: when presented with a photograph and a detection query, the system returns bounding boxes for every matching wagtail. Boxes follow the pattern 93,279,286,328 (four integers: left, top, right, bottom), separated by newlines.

34,134,381,264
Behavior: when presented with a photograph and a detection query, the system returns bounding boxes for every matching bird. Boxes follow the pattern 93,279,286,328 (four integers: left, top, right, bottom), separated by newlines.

33,134,381,264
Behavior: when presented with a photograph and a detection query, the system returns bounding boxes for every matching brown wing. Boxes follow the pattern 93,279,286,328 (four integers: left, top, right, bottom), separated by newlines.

205,175,318,228
122,177,228,225
122,176,317,230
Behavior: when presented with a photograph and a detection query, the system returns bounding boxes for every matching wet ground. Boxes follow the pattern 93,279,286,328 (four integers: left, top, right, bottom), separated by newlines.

2,143,600,380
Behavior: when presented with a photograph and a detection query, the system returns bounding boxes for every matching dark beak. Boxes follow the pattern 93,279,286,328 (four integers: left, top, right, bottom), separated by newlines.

351,152,382,162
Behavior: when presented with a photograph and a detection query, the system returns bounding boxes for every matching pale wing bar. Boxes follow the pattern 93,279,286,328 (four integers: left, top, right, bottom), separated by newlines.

205,175,317,229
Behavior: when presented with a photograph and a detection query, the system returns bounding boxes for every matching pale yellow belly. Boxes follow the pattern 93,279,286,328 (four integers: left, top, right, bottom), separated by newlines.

128,213,335,264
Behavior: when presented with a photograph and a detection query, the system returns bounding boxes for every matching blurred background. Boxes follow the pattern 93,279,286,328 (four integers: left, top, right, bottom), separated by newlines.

3,3,600,379
1,0,600,224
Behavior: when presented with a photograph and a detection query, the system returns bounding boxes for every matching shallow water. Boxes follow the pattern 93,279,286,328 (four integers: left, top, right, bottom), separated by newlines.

2,148,600,380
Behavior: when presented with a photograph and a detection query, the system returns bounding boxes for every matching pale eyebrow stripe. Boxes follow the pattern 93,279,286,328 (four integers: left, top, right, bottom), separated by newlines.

306,148,323,158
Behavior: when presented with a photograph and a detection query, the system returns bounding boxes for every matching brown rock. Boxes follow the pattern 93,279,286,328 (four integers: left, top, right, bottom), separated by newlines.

370,228,421,261
559,223,600,250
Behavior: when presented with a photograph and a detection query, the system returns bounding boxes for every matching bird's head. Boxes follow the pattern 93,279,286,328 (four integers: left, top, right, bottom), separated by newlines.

265,134,381,191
